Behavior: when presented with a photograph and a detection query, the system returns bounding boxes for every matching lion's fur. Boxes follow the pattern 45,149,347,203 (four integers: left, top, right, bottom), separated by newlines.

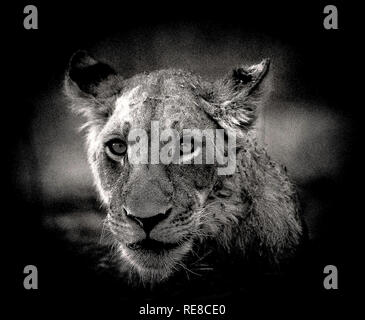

208,133,302,262
64,51,304,283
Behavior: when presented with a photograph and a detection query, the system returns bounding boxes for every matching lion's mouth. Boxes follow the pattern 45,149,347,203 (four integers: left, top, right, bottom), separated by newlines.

122,237,194,278
126,238,181,253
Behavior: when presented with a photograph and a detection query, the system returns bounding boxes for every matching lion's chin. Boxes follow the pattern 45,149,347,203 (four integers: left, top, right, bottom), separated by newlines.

119,240,193,283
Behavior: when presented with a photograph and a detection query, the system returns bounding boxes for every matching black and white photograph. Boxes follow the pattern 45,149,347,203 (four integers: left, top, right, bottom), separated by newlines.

8,1,359,317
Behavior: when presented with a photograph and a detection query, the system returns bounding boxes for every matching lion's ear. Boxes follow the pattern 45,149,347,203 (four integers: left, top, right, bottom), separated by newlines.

65,50,123,100
64,51,123,125
207,59,270,131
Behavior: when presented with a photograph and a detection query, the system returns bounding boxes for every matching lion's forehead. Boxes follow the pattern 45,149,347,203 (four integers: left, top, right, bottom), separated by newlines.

112,80,216,131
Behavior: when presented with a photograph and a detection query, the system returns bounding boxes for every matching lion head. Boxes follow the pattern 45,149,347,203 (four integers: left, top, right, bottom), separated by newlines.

65,51,303,283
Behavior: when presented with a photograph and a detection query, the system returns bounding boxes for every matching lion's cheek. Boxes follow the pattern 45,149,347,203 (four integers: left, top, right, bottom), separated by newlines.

92,154,130,205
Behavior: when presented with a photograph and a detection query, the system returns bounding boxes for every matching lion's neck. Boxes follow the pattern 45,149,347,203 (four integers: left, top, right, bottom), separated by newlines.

211,136,303,263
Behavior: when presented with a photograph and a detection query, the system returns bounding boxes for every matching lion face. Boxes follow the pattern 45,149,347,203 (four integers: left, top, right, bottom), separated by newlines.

90,74,221,281
65,51,301,283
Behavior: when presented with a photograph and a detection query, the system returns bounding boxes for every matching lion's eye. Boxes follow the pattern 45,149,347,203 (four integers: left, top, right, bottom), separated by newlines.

180,137,194,156
179,136,201,164
105,139,127,159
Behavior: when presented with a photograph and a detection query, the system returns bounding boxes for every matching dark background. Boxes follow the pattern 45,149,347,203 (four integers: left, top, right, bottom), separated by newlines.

6,0,360,317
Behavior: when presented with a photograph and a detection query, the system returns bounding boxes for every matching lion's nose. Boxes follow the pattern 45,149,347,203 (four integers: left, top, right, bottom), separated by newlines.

123,207,172,234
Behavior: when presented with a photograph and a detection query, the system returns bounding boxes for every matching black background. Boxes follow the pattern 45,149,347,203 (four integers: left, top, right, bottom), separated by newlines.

6,0,360,318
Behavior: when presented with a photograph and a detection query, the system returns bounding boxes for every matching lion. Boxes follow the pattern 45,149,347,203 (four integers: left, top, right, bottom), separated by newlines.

64,50,304,284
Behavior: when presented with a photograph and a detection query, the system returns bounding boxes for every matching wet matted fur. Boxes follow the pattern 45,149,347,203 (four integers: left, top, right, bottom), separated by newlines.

64,51,304,284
